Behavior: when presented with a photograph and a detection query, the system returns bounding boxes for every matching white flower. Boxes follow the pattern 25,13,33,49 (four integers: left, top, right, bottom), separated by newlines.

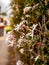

8,42,14,47
25,14,30,18
30,24,38,39
15,21,25,31
8,39,16,47
18,36,24,44
23,6,32,14
17,36,24,48
6,31,16,47
35,55,40,62
16,60,24,65
19,48,24,54
23,3,39,14
31,24,38,30
26,32,31,37
26,24,38,40
15,24,20,31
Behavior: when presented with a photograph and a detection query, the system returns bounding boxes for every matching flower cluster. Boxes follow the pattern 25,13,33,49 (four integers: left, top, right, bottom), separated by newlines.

6,31,16,47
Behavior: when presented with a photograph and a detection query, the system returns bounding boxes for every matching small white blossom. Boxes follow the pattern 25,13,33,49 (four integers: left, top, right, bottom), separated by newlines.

8,39,16,47
15,21,25,31
15,24,20,31
35,55,40,62
17,36,24,48
25,14,30,18
8,42,14,47
26,33,31,36
23,3,39,14
16,60,24,65
23,6,32,14
6,31,16,47
19,48,24,54
26,24,38,40
31,24,38,30
30,24,38,39
18,36,24,44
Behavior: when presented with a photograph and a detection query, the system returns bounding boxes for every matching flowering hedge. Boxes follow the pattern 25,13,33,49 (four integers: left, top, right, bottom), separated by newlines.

6,0,49,65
